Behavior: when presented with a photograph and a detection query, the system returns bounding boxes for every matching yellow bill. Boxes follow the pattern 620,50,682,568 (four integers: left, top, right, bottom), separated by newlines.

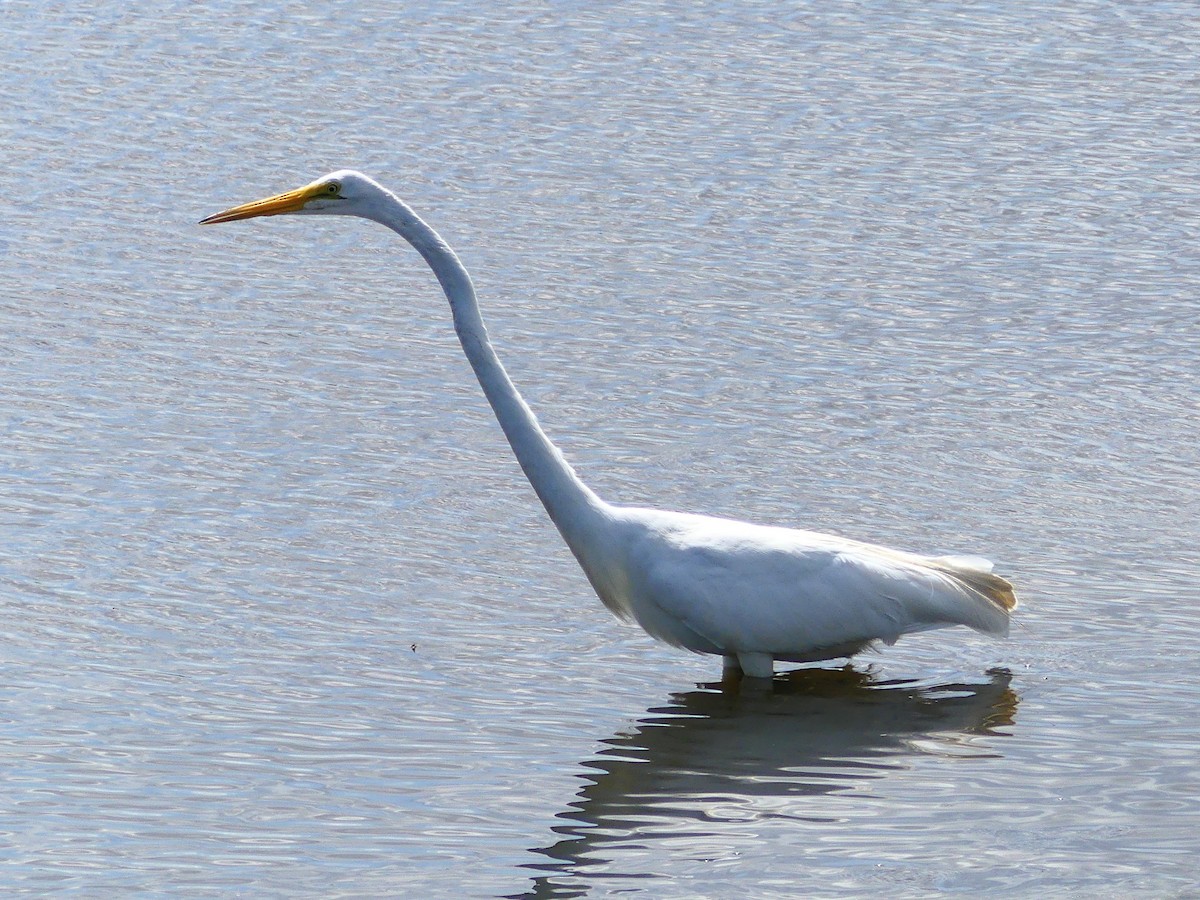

199,179,338,225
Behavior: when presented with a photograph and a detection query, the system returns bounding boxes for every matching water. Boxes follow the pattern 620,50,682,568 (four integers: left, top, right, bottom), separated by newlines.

3,1,1199,895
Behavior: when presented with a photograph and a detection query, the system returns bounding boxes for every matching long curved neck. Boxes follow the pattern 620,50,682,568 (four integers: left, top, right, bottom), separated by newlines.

366,191,610,550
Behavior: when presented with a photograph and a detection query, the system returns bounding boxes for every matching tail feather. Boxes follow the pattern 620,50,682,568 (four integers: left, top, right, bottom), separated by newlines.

929,556,1018,613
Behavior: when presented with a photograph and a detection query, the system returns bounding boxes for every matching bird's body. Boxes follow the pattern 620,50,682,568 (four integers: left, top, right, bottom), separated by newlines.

601,508,1012,667
202,170,1016,678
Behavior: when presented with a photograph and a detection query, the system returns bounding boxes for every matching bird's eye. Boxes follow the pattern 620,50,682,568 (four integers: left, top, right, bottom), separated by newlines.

326,182,340,195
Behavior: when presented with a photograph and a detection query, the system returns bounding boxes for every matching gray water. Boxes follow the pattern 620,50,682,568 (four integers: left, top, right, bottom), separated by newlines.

3,1,1199,896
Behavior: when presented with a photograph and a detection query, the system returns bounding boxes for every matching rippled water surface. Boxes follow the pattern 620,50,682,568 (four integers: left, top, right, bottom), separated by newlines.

3,1,1199,896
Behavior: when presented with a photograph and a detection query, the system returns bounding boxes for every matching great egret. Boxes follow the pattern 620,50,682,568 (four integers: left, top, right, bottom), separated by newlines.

201,170,1017,678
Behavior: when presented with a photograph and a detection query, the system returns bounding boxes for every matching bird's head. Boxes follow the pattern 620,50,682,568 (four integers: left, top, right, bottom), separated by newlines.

200,169,383,225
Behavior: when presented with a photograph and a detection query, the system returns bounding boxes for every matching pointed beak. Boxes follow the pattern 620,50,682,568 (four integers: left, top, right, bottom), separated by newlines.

199,181,324,225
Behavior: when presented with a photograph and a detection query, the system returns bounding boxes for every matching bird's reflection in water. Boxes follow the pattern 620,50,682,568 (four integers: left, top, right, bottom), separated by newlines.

513,666,1017,899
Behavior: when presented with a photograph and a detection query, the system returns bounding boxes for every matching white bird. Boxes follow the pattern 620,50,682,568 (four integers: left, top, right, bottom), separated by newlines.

201,170,1017,679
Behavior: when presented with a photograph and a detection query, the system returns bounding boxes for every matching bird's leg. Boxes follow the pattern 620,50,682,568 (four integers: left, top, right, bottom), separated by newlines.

719,655,744,689
737,652,775,679
723,652,774,679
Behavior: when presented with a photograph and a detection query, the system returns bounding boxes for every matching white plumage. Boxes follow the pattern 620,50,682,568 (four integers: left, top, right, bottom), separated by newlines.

202,170,1017,679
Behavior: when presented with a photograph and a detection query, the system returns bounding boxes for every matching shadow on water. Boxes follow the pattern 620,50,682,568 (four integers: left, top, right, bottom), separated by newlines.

511,666,1018,899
